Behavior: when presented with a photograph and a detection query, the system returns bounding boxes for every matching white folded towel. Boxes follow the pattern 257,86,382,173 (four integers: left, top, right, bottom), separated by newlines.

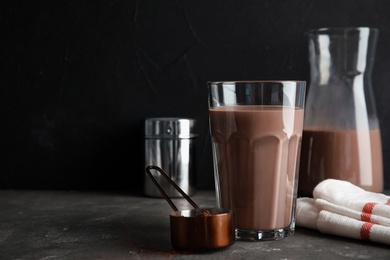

296,197,318,230
296,179,390,245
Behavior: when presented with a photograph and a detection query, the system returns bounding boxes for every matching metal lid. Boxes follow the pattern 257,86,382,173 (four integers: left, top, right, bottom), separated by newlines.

145,118,196,138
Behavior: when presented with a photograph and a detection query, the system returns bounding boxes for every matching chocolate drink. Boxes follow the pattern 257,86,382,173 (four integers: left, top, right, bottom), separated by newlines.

298,129,383,197
209,106,304,230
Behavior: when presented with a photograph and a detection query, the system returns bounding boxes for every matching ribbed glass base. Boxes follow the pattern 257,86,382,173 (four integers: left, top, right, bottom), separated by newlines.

235,223,295,241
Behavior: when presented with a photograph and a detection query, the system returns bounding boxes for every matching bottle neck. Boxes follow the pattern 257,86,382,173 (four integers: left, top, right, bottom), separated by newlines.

308,27,377,85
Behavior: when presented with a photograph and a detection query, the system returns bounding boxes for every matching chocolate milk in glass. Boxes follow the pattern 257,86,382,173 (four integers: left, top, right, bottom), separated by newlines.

209,106,304,231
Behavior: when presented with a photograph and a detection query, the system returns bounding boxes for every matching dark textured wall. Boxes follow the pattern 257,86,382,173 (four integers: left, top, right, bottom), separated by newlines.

2,0,390,191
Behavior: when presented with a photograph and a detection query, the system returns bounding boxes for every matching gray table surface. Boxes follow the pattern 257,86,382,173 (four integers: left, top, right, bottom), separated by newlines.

0,189,389,260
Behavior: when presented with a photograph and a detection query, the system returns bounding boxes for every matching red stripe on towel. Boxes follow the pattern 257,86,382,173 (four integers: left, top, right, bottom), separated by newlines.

361,212,371,222
386,199,390,206
361,202,377,222
360,222,374,241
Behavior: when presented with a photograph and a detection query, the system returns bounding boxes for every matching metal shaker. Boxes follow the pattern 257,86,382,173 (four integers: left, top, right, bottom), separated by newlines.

144,118,197,197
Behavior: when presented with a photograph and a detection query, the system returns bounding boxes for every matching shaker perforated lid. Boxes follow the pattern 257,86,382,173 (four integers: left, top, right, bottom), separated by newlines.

145,118,196,138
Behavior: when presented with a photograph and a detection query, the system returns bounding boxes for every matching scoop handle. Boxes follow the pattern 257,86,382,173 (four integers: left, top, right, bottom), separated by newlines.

145,165,199,211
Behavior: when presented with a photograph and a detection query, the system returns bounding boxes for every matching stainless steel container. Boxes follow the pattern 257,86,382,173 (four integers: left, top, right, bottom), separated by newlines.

144,118,197,197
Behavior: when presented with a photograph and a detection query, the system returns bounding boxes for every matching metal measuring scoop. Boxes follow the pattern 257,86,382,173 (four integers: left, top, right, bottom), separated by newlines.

145,165,235,251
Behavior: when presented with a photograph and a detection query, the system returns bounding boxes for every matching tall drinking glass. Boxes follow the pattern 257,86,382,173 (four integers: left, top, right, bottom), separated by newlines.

208,81,306,241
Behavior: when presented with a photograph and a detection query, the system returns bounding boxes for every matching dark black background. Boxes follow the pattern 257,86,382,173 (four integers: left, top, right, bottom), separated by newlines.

2,0,390,191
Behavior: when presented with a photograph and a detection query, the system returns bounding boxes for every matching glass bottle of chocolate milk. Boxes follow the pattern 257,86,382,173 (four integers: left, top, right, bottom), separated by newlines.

298,27,384,197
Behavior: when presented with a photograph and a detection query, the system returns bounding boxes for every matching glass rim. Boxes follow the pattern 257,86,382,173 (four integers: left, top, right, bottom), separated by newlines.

207,80,306,85
307,27,379,34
